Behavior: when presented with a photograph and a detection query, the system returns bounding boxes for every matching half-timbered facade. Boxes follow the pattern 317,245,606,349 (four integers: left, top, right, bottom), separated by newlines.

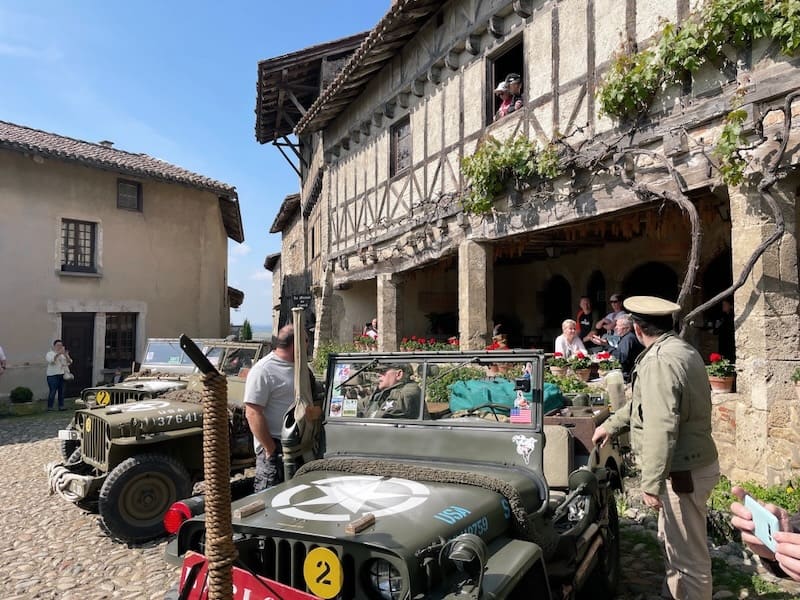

260,0,800,484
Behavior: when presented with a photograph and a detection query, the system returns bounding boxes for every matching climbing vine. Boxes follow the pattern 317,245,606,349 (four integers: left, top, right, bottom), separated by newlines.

460,136,562,215
597,0,800,184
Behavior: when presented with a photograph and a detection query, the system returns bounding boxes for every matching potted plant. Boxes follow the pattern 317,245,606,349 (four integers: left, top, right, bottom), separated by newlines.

596,352,621,377
548,352,569,376
9,386,33,404
707,353,736,393
569,352,593,382
792,366,800,402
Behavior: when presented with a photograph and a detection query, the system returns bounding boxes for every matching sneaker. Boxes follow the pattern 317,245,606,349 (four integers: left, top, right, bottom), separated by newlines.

58,407,66,411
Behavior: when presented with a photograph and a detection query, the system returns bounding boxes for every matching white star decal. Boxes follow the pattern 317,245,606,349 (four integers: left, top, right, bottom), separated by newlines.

271,476,430,521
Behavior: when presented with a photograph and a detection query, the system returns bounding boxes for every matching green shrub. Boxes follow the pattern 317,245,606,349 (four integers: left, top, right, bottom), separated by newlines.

792,366,800,383
310,341,359,376
9,386,33,404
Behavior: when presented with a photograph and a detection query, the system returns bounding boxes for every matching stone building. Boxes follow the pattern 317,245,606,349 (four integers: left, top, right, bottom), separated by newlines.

258,0,799,484
0,121,243,399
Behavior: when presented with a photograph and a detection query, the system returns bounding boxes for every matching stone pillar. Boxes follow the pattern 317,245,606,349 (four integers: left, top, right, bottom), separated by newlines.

458,240,493,350
377,273,403,352
728,181,800,484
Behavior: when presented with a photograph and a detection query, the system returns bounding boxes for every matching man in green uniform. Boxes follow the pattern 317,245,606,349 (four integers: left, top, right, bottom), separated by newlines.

358,364,422,419
592,296,719,599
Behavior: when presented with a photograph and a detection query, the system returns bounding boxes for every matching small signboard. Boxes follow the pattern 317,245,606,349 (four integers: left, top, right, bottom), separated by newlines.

292,294,312,308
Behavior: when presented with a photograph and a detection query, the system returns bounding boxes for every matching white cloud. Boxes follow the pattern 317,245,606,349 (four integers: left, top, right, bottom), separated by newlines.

231,242,252,257
250,271,271,281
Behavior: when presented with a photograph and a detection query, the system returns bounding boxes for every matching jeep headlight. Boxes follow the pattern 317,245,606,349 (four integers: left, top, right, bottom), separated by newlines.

365,559,404,600
82,392,96,407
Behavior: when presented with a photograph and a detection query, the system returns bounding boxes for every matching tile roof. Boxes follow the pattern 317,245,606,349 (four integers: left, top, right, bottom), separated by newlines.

0,120,244,242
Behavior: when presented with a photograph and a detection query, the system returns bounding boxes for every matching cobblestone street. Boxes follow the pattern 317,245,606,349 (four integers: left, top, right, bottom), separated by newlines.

0,413,797,599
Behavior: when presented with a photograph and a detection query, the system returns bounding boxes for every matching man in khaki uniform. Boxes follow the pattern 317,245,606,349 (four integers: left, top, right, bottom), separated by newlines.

358,364,422,419
593,296,719,599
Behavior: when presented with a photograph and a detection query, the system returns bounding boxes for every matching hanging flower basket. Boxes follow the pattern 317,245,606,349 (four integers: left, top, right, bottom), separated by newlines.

708,375,735,393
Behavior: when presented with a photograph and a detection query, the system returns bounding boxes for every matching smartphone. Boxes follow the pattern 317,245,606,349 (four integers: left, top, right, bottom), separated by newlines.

745,495,781,553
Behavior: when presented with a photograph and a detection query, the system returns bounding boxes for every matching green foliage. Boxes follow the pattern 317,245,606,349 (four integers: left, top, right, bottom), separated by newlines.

791,365,800,382
598,0,800,120
543,371,590,393
460,136,563,215
425,366,486,405
240,319,253,341
706,352,736,377
568,353,592,371
310,341,358,376
9,386,33,404
708,474,800,513
713,107,748,186
400,336,455,351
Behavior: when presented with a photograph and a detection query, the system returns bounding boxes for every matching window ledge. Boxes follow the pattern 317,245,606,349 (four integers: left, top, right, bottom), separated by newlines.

57,269,103,279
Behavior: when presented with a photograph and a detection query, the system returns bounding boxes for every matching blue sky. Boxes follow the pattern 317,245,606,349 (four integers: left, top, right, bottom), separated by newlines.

0,0,387,328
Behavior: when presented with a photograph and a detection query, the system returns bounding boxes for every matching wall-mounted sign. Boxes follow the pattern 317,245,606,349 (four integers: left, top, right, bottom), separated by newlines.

292,294,312,308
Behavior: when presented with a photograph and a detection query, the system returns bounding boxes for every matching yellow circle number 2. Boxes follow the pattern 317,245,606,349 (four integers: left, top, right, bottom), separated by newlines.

96,390,111,406
303,547,343,599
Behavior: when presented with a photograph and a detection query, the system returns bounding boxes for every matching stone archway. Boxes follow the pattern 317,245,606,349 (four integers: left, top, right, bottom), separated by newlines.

622,262,679,301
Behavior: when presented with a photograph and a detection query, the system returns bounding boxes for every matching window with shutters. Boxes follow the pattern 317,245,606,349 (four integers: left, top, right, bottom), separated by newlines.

117,179,142,211
389,116,411,178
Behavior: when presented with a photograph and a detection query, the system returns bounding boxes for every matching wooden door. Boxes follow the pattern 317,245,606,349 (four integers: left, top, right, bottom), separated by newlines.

61,313,94,396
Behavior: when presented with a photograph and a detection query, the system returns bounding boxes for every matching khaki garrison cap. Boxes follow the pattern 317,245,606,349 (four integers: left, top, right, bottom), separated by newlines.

623,296,681,318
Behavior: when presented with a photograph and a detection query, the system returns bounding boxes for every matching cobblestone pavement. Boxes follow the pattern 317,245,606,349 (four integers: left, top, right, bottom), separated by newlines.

0,413,798,599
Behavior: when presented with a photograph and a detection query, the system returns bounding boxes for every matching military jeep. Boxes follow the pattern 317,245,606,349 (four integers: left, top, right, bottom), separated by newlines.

59,338,266,460
46,338,269,543
165,350,622,599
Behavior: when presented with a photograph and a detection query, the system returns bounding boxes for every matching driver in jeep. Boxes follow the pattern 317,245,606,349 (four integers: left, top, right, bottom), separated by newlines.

358,364,423,419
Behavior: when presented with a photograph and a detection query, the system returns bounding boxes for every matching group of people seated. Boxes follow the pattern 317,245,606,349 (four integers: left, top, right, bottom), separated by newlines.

554,294,644,381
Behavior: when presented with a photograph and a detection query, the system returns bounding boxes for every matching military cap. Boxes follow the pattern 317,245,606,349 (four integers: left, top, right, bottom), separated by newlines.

505,73,522,83
376,364,412,377
623,295,681,319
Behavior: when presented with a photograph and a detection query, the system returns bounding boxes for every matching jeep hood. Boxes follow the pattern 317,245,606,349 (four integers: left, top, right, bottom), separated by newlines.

225,468,540,551
110,380,188,393
78,397,203,434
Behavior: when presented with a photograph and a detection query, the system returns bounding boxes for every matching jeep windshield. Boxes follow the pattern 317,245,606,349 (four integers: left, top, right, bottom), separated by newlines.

326,351,543,427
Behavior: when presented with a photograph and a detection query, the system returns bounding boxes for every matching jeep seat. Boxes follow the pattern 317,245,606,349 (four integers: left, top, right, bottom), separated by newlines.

542,424,574,490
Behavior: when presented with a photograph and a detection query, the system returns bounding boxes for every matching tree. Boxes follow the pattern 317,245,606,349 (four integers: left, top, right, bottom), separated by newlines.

240,319,253,341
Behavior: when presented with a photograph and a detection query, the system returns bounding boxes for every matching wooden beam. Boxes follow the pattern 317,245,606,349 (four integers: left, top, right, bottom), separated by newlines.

428,65,442,84
513,0,533,18
489,15,504,38
286,89,307,116
466,34,481,55
445,50,460,71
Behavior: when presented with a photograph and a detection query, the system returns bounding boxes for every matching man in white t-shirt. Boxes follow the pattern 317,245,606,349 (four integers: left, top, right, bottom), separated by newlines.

244,324,298,492
595,293,626,335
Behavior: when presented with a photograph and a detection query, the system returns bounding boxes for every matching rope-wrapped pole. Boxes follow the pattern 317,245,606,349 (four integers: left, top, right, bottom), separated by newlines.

180,335,236,600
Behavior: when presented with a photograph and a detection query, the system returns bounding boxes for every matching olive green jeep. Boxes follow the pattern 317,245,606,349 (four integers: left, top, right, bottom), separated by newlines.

46,338,269,543
165,350,622,599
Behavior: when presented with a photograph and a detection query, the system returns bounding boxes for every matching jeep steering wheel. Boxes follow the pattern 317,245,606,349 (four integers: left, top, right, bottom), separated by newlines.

464,403,511,421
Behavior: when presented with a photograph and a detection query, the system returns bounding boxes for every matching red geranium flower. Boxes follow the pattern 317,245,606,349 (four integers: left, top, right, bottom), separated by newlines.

553,352,563,357
411,335,417,340
401,337,408,344
709,353,723,363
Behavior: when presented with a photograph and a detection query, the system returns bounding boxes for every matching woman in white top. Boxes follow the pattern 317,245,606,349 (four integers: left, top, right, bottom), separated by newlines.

46,339,72,411
554,319,587,358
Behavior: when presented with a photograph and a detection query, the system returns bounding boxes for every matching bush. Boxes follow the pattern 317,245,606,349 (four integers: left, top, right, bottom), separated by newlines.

9,386,33,404
792,366,800,383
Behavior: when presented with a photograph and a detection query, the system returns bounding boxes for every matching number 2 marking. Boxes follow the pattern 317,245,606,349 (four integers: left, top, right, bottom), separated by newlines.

316,560,332,585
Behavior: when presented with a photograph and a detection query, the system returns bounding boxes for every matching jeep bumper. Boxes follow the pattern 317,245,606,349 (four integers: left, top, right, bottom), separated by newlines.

46,461,105,502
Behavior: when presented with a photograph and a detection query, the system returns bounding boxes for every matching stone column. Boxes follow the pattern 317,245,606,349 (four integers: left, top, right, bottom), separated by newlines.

458,240,493,350
728,181,800,484
377,273,403,352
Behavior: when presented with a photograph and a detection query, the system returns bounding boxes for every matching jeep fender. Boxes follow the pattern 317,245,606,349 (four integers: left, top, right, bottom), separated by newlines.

443,538,549,599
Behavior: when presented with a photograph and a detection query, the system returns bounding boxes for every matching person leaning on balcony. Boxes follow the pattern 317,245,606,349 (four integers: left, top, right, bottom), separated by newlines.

553,319,587,359
494,80,512,120
730,486,800,581
504,73,524,114
592,296,719,600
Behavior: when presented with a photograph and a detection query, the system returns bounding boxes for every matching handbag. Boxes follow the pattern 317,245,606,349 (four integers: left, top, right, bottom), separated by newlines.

63,366,75,381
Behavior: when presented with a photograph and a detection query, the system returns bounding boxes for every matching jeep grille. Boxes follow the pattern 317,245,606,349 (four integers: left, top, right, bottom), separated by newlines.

254,537,356,597
74,413,111,468
83,389,150,405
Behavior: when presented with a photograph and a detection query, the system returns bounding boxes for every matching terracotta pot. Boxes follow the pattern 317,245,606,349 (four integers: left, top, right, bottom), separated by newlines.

708,375,735,393
549,366,566,376
573,368,591,382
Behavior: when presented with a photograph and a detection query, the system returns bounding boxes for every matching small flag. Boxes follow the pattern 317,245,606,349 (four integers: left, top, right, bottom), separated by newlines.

510,407,532,424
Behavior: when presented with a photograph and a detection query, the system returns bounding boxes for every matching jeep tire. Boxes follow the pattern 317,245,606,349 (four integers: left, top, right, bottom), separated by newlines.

60,438,80,462
582,487,620,599
98,453,191,543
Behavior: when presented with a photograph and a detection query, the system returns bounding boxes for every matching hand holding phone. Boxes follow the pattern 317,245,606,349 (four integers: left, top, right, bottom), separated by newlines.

745,495,781,553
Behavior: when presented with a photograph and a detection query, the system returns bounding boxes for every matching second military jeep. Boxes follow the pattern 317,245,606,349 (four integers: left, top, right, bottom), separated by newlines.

46,338,269,543
166,350,622,599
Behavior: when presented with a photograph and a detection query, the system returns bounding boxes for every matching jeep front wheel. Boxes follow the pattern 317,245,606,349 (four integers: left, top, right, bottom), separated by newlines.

98,453,191,543
582,488,620,599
